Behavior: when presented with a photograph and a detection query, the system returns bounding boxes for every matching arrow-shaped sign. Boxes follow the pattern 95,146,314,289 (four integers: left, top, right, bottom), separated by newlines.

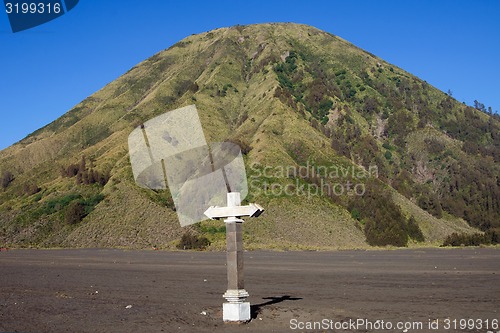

204,203,264,220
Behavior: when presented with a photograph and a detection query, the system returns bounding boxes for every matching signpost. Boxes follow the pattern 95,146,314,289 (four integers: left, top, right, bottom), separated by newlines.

204,192,264,322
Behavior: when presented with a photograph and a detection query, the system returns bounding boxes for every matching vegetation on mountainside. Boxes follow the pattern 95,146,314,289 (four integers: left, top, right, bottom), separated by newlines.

60,156,110,186
1,171,14,190
270,35,500,245
176,232,211,250
443,230,499,247
0,23,498,249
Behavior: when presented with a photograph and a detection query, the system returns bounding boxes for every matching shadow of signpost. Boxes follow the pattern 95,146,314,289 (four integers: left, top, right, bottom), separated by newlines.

251,295,303,319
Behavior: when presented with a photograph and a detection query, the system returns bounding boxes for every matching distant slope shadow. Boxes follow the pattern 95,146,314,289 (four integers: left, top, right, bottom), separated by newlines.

251,295,303,319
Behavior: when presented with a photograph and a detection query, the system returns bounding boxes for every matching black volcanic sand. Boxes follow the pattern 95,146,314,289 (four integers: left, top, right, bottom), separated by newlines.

0,248,499,333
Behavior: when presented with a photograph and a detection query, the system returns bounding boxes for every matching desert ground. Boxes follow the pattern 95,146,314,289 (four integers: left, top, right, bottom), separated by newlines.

0,248,499,333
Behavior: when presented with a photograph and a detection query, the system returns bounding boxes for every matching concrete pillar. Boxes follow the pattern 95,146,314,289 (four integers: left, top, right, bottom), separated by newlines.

223,192,250,322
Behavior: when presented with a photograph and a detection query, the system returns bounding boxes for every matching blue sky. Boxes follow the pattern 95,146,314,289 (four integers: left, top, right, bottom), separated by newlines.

1,0,499,151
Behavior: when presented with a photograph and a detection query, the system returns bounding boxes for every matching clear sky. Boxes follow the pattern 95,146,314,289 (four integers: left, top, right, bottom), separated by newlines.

1,0,499,151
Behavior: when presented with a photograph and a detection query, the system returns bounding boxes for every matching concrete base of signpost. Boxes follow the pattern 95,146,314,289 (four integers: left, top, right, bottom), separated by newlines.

223,303,250,322
223,301,250,322
223,289,250,321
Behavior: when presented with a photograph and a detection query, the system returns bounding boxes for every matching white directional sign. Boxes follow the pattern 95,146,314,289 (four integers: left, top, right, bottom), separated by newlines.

204,203,264,220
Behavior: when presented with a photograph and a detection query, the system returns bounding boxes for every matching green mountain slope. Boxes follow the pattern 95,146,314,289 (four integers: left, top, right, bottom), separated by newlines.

1,23,498,249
